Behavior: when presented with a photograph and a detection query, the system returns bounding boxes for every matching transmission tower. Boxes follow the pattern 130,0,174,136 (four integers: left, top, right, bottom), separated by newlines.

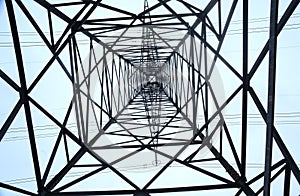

0,0,300,195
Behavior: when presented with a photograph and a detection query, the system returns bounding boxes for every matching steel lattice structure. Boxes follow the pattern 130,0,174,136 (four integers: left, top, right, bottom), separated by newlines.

0,0,300,195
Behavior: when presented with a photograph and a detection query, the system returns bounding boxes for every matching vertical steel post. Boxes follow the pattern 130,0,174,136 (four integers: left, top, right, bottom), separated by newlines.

241,0,248,181
263,0,278,195
5,0,43,193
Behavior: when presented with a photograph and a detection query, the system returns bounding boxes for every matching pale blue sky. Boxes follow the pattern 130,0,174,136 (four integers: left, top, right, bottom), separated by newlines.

0,0,300,195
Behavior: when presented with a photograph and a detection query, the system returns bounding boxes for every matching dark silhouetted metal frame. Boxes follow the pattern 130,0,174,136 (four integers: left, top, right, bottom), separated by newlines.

0,0,299,195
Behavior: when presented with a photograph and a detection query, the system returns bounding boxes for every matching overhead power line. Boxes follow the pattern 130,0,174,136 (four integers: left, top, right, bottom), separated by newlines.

0,13,299,47
1,112,300,142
